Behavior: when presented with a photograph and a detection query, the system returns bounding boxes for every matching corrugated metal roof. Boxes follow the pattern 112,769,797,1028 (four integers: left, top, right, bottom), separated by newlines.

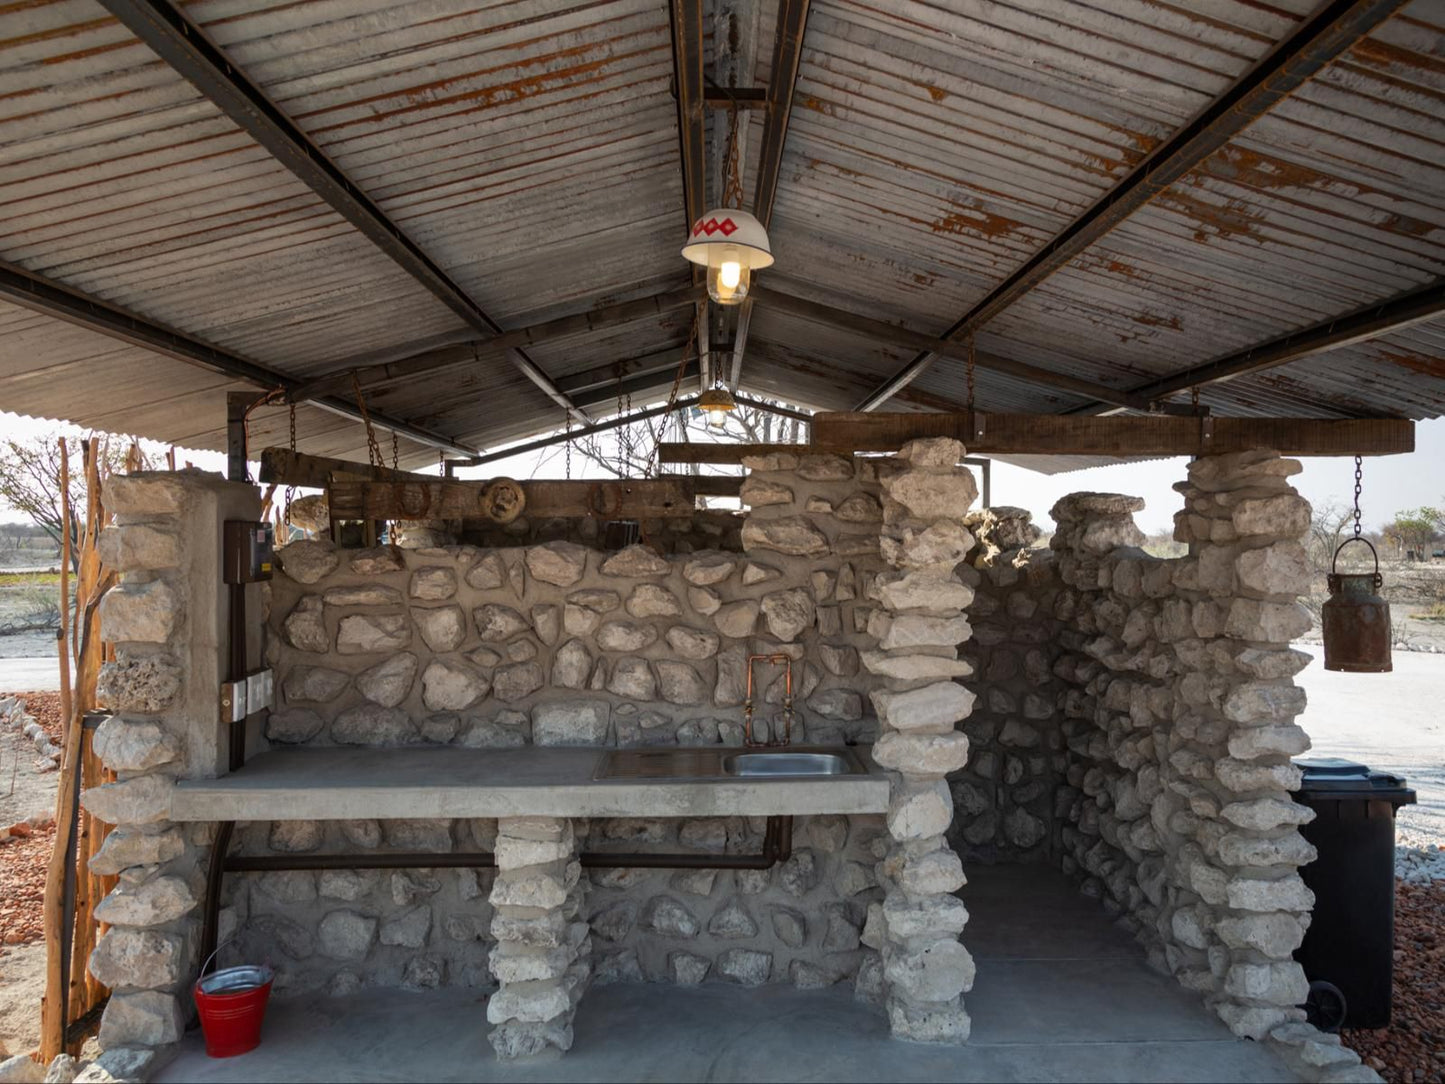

0,0,1441,466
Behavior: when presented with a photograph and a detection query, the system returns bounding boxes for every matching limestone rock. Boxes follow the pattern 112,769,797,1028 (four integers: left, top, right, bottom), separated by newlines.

283,597,329,653
742,562,782,586
626,584,681,618
883,469,978,520
101,581,178,645
98,991,184,1048
771,908,806,948
885,940,975,1003
407,566,456,601
880,522,975,571
760,587,814,642
332,704,418,745
739,478,793,506
607,658,656,700
525,541,588,586
597,621,658,652
806,689,862,720
835,493,883,523
665,625,719,660
88,927,184,989
671,953,711,985
870,570,975,614
1232,494,1311,538
717,948,772,986
708,900,758,939
492,661,544,702
1222,682,1307,724
1228,723,1311,760
96,654,182,714
92,718,177,773
93,876,196,927
873,731,969,775
871,683,975,732
336,613,410,654
714,600,759,639
406,605,464,653
323,584,402,607
817,643,859,677
465,552,506,590
356,653,418,707
90,827,185,877
797,453,854,481
688,586,722,615
872,612,972,651
283,664,350,704
600,544,670,577
886,995,971,1044
740,516,829,558
421,659,488,711
80,775,173,826
682,552,735,586
0,1058,43,1084
266,707,324,744
714,646,747,706
380,905,432,949
277,540,339,584
740,452,799,471
645,896,700,938
552,639,593,690
860,652,972,682
1220,799,1314,832
474,604,530,642
653,660,706,705
883,894,968,940
533,701,610,746
887,780,953,840
318,910,378,959
348,546,404,574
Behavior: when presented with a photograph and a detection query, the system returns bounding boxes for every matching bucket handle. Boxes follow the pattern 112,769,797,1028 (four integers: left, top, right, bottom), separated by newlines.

198,936,234,979
1329,536,1381,589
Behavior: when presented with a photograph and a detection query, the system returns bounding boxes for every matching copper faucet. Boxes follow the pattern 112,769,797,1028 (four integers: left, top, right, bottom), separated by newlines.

743,653,795,747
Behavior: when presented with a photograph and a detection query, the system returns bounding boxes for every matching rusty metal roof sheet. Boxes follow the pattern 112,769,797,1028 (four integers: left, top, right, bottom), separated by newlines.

0,0,1441,467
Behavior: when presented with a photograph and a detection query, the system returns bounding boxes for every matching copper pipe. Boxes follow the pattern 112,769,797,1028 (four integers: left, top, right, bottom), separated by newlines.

744,654,794,747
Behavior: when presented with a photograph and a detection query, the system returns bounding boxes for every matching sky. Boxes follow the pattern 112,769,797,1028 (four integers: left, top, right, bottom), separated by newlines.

2,408,1441,537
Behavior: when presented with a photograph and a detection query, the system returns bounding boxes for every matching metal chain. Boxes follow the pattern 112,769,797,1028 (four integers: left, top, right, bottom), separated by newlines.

966,332,976,410
352,374,384,469
1191,385,1200,410
723,105,744,208
439,450,446,476
564,409,573,480
391,432,399,473
283,401,297,527
1353,455,1363,539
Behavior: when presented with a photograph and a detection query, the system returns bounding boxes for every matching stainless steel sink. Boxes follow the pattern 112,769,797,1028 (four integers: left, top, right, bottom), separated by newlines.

722,752,849,777
594,745,867,781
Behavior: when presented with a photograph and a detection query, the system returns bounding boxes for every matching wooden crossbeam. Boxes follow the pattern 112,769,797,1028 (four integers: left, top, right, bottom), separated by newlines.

329,475,742,522
807,413,1416,457
259,448,442,488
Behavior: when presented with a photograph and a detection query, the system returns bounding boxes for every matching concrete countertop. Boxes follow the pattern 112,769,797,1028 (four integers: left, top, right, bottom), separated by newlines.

169,746,890,821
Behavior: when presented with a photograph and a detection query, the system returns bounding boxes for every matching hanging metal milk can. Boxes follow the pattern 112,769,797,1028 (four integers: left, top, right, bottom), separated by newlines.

1322,537,1392,673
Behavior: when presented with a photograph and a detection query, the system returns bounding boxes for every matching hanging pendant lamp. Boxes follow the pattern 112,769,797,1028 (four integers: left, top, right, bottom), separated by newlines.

681,209,773,306
698,384,737,429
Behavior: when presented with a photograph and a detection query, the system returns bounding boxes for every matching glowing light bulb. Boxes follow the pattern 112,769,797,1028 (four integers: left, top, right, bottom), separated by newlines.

706,407,728,428
720,260,741,290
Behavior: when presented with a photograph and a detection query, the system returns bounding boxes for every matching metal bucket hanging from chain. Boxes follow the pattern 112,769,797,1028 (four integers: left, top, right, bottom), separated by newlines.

1322,537,1392,673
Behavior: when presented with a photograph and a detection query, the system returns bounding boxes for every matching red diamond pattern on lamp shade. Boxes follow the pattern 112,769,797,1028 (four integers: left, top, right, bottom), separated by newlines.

692,216,738,238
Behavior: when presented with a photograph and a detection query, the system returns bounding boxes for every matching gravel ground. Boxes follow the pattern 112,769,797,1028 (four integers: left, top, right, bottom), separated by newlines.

1343,880,1445,1084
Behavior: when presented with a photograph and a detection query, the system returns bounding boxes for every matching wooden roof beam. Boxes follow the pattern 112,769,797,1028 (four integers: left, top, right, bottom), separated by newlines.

97,0,588,424
852,0,1409,412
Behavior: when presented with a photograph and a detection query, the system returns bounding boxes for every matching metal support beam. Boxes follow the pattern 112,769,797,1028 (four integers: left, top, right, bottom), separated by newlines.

291,285,705,403
1071,277,1445,415
572,359,701,409
96,0,587,424
853,0,1409,411
0,260,478,457
668,0,711,394
749,284,1159,412
703,85,767,107
469,397,702,466
729,0,811,392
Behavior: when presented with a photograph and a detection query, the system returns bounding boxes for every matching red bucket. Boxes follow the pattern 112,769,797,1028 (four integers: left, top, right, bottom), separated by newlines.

194,965,273,1058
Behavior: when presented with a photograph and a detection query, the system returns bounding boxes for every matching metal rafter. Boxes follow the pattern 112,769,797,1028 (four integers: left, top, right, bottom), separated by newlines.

0,261,478,457
853,0,1409,412
669,0,711,390
729,0,811,392
1071,278,1445,416
96,0,588,424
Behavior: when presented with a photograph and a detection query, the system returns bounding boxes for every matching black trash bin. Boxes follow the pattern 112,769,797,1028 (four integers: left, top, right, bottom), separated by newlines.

1292,757,1416,1030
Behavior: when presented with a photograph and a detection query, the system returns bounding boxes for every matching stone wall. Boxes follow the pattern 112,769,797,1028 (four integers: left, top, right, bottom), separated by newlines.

1048,452,1319,1041
232,453,891,997
81,470,263,1061
950,506,1063,864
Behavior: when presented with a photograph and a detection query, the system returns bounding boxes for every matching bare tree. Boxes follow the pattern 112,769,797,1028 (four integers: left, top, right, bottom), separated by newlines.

0,433,130,572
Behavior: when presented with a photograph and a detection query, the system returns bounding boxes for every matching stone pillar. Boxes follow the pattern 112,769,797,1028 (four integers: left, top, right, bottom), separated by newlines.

80,471,261,1063
862,438,976,1043
487,816,592,1057
1172,451,1316,1040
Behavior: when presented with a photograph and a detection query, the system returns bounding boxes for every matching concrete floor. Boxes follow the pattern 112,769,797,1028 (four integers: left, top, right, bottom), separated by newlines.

158,866,1293,1084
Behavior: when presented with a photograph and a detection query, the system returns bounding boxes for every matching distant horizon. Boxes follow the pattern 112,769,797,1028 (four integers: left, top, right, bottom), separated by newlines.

2,409,1441,538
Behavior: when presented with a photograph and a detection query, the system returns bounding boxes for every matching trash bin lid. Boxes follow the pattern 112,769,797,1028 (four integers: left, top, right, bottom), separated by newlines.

1294,757,1417,804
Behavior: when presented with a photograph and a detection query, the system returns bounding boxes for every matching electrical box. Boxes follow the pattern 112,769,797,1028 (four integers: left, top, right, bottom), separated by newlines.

223,521,274,584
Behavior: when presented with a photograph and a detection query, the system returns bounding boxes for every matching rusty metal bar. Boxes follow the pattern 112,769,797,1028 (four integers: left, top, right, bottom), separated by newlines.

853,0,1410,411
1072,278,1445,416
0,260,478,457
730,0,812,392
96,0,587,424
668,0,710,391
467,397,701,466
